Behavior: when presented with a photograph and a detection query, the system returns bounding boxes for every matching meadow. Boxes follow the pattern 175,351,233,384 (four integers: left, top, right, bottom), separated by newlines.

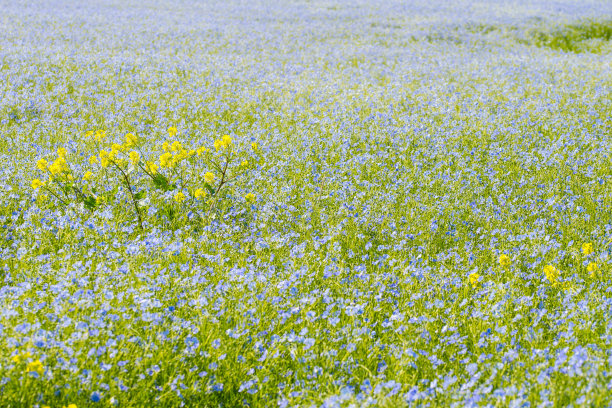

1,0,612,407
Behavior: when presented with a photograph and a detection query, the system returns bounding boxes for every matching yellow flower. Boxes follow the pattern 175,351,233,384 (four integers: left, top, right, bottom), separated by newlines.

129,151,140,164
188,149,196,156
147,162,158,174
36,158,48,171
468,272,480,288
89,155,98,165
111,143,123,154
83,171,92,181
213,139,223,151
241,160,249,167
125,133,138,147
204,172,215,184
57,147,67,157
544,265,560,284
168,127,178,137
251,142,258,151
162,141,170,152
194,188,206,199
96,196,105,205
99,151,110,168
159,152,172,168
196,146,209,156
49,157,67,175
582,242,594,256
31,179,44,189
85,130,93,138
177,148,188,160
587,262,599,277
11,351,31,363
64,404,78,408
245,193,256,203
498,254,511,267
171,141,182,152
94,130,106,141
221,134,232,147
174,192,186,203
26,359,44,375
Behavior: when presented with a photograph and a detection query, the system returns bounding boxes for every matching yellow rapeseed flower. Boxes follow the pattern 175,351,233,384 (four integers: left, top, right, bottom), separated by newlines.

214,139,223,151
171,141,182,152
245,193,256,203
125,133,138,147
194,188,206,199
582,242,594,256
221,134,232,147
36,158,48,171
85,130,93,138
251,142,258,151
11,351,31,363
174,192,186,203
162,141,170,152
89,155,98,165
129,151,140,164
63,404,78,408
147,162,158,174
498,254,511,267
111,143,123,154
49,157,66,175
31,179,44,189
544,265,560,284
196,146,209,156
26,359,44,375
241,160,249,167
83,171,92,181
587,262,599,277
468,272,480,288
159,152,172,168
99,151,110,168
57,147,67,157
204,172,215,184
168,127,178,137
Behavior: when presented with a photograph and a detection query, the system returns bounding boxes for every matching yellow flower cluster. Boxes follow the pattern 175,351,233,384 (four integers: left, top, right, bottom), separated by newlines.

31,179,44,189
42,405,77,408
159,140,195,168
214,134,233,151
194,188,206,199
204,172,215,184
26,359,44,375
11,351,31,363
32,128,260,228
498,254,511,267
32,149,70,188
587,262,599,277
468,272,480,288
543,265,560,284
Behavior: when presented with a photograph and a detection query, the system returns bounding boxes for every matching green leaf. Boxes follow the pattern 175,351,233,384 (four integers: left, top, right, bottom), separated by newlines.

134,190,146,201
83,196,97,211
152,174,172,191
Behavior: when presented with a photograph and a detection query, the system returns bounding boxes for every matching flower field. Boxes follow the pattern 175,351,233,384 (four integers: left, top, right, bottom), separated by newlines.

2,1,612,407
